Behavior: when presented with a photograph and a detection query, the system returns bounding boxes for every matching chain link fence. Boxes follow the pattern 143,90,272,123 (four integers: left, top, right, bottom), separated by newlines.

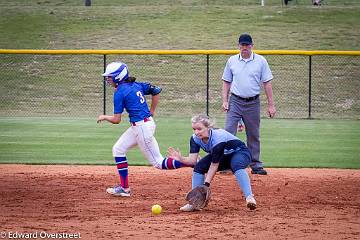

0,50,359,119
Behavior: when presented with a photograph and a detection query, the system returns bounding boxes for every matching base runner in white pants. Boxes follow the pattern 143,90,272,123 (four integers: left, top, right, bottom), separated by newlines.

97,62,190,197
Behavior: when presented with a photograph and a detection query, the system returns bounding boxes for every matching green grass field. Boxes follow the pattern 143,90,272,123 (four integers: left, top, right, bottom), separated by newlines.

1,0,359,119
0,0,359,50
0,117,359,169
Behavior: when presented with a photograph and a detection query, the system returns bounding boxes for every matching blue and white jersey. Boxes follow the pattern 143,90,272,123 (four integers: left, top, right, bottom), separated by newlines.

113,82,154,122
189,129,248,163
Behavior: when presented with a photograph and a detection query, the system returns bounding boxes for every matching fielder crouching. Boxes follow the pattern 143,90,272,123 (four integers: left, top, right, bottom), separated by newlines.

167,114,256,211
97,61,191,197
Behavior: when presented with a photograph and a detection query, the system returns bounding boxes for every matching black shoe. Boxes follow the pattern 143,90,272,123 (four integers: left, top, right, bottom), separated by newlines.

251,168,268,175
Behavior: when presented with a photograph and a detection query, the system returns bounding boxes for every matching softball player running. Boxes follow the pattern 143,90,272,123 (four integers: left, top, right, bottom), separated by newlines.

97,62,190,197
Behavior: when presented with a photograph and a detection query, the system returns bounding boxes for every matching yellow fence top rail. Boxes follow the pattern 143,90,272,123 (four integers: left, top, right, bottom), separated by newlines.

0,49,360,56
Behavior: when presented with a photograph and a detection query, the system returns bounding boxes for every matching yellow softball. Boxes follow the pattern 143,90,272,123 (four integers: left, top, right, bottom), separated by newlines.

151,204,162,215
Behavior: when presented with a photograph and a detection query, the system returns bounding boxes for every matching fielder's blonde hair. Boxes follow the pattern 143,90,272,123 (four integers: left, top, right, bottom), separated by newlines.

191,114,216,128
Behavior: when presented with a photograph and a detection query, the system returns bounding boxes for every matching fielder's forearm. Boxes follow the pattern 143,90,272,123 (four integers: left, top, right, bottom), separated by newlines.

204,162,219,184
179,153,198,166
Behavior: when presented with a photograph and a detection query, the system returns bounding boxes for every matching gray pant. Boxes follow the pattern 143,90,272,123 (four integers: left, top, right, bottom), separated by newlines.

224,94,262,170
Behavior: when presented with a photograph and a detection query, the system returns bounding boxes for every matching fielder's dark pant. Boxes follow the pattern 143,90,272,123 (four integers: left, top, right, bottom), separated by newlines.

193,150,251,174
225,94,263,170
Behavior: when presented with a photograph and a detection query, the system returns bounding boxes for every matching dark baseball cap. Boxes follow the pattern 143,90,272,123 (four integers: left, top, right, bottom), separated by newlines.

239,33,253,45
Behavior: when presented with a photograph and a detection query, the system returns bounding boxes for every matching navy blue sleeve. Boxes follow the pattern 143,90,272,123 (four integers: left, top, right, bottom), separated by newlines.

189,136,200,154
211,142,226,163
142,82,162,96
149,84,162,95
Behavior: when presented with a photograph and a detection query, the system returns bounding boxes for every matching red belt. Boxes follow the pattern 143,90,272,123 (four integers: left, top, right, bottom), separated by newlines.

131,117,151,126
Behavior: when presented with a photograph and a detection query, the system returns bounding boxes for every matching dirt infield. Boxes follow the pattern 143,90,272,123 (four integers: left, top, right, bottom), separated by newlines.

0,165,359,240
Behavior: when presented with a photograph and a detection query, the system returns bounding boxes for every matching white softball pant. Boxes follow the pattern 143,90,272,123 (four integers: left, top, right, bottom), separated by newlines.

112,117,164,169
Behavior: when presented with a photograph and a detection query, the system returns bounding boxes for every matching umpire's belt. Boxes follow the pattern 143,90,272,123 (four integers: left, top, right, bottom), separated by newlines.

231,93,259,102
131,117,152,126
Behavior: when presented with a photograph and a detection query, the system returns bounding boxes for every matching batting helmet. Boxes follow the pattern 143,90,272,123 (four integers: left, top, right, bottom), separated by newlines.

102,62,129,83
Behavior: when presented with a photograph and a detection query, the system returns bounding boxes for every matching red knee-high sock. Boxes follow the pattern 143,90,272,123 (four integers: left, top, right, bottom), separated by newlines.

161,157,188,169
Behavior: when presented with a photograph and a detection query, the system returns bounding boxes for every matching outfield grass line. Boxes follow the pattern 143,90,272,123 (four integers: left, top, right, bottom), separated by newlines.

1,118,359,168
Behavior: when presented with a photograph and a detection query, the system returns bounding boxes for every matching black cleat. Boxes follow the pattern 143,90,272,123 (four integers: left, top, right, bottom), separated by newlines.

251,168,268,175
